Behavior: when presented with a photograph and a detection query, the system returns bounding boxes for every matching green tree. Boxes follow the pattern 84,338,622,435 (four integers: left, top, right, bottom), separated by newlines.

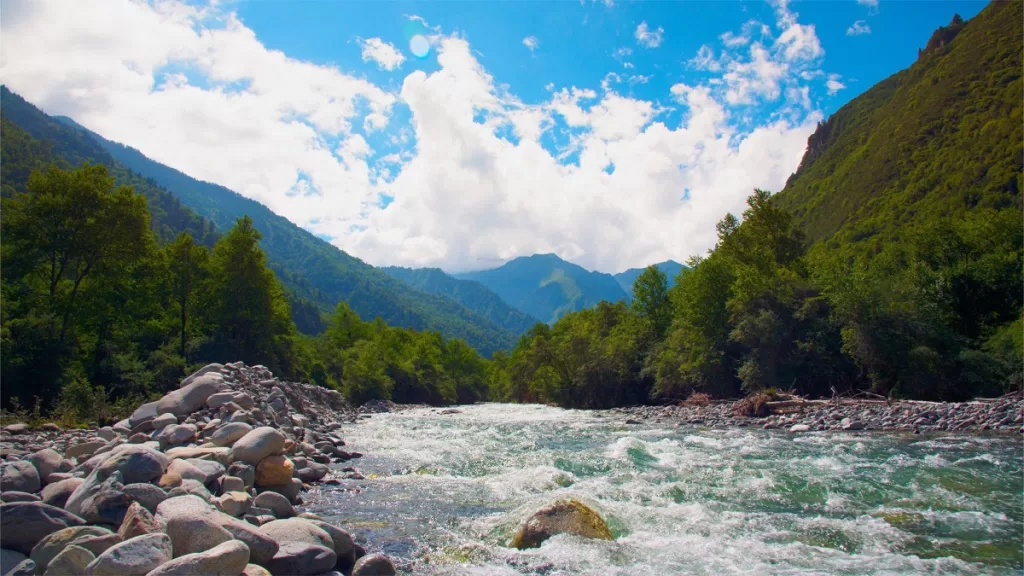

632,265,672,339
165,232,210,362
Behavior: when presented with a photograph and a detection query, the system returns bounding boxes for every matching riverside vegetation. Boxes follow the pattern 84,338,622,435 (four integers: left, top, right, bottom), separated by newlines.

1,5,1021,424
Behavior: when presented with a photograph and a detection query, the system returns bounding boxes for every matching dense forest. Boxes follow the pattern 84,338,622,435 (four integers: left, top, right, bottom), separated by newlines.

490,2,1023,408
1,3,1019,421
0,162,491,420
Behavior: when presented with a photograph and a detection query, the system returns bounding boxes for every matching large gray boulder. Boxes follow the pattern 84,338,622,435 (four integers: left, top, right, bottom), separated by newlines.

26,449,63,481
1,549,29,575
180,363,224,389
156,373,226,416
265,542,336,576
41,544,94,576
65,446,167,516
29,526,121,572
85,533,172,576
163,446,232,466
184,459,225,485
146,539,250,576
253,492,295,519
258,519,332,549
231,427,286,465
157,424,197,448
351,553,397,576
120,484,167,514
0,502,86,554
209,422,253,447
128,401,161,428
156,495,278,565
166,459,206,484
0,491,39,503
80,490,135,527
1,460,40,494
309,521,356,573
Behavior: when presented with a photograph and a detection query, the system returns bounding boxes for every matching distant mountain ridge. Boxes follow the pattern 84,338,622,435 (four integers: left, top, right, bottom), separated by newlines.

455,253,628,324
0,87,517,356
613,260,688,294
382,266,542,335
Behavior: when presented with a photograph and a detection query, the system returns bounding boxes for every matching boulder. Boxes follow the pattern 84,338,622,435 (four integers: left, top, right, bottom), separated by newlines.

96,427,117,442
258,478,302,503
157,424,197,448
84,532,172,576
510,499,613,549
117,502,164,540
309,521,356,573
80,490,135,527
66,441,107,460
841,418,865,431
156,495,277,565
166,459,206,483
296,463,329,483
227,464,255,489
158,472,182,490
184,459,226,485
150,413,178,432
41,544,94,576
0,549,29,575
4,423,29,434
41,473,83,504
206,392,236,410
146,539,250,576
255,455,294,487
0,502,86,554
242,564,271,576
231,427,286,465
351,553,397,576
180,363,224,389
120,484,167,514
214,491,252,517
128,401,161,428
209,422,253,447
789,424,811,432
1,460,41,493
264,542,336,576
156,373,226,416
5,558,35,575
26,449,63,481
258,519,331,549
65,446,167,516
29,526,120,572
219,476,246,494
164,510,234,557
253,492,295,519
164,446,232,466
1,491,40,503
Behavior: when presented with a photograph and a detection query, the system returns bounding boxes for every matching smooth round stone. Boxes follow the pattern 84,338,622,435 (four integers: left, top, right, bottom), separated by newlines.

1,460,41,494
41,544,94,576
255,455,294,487
26,449,63,481
0,502,86,554
351,553,397,576
1,491,40,503
265,542,336,576
85,532,172,576
253,492,295,519
231,427,286,465
146,539,250,576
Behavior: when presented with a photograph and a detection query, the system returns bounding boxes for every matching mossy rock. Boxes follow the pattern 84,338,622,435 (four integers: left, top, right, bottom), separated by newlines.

510,498,613,549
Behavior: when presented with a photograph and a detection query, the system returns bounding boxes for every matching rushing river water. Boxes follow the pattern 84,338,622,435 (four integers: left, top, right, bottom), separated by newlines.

304,404,1023,575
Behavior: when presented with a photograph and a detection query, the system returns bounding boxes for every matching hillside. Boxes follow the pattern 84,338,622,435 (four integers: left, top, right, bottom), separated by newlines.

456,254,628,324
1,88,517,355
613,260,688,294
0,88,217,247
382,266,541,335
776,2,1022,249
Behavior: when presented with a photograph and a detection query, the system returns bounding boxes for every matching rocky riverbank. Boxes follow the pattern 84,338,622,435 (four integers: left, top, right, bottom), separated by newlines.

0,362,396,576
601,393,1024,434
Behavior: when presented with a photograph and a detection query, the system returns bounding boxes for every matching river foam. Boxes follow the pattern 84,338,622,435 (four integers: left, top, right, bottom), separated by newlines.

304,403,1023,575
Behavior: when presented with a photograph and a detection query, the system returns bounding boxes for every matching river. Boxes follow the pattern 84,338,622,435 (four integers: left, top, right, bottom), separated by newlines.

303,403,1023,575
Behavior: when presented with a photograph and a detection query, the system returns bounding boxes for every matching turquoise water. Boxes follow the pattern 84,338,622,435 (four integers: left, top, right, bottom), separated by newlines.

304,404,1023,575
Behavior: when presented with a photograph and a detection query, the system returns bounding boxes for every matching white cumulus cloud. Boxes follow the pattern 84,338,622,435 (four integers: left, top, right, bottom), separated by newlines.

360,37,406,70
522,36,539,52
826,73,846,95
0,0,823,274
635,21,664,48
847,20,871,36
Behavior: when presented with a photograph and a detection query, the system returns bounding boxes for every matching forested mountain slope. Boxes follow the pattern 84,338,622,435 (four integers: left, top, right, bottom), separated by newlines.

456,254,628,325
0,88,217,247
0,87,517,356
383,267,541,335
776,1,1021,249
614,260,688,294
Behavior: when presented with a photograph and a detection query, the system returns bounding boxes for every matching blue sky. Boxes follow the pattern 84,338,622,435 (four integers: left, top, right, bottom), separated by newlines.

0,0,987,273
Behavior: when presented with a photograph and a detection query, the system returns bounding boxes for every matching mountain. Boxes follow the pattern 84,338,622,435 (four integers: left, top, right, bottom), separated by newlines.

613,260,688,294
0,88,517,356
777,2,1021,249
382,267,542,335
0,88,217,248
456,254,628,324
